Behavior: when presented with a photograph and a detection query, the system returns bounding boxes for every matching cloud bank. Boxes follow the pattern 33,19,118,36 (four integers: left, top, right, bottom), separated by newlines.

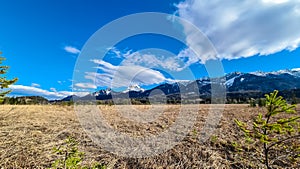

176,0,300,62
9,85,88,100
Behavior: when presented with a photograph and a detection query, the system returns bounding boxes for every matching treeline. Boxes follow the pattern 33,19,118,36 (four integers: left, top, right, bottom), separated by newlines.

1,96,49,105
226,89,300,104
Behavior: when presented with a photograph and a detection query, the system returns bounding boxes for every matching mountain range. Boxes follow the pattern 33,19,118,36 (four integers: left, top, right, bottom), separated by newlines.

65,68,300,103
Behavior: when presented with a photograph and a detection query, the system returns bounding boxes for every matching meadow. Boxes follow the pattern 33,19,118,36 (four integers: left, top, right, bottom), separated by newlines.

0,104,299,168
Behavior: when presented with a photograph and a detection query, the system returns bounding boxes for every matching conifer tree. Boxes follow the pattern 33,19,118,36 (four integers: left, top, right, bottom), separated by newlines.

0,52,18,103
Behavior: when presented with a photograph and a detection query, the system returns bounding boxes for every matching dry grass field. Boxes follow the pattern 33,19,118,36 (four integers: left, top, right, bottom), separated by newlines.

0,104,299,168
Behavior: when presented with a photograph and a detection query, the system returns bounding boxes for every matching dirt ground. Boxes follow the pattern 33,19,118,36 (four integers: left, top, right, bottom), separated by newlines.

0,104,299,168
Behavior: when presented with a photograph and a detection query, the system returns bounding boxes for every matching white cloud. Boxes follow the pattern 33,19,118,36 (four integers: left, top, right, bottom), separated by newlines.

57,80,66,84
176,0,300,62
85,72,113,87
74,83,97,89
91,59,117,70
31,83,40,87
107,48,196,71
50,87,57,92
107,47,127,58
64,46,81,54
88,59,171,88
9,85,88,100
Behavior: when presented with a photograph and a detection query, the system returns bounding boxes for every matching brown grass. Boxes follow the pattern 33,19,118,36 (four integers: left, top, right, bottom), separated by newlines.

0,104,299,168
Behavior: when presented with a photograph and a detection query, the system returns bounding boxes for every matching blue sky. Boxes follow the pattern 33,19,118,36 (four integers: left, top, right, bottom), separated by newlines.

1,0,300,99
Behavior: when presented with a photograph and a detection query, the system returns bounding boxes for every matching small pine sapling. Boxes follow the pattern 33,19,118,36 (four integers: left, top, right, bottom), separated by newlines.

235,90,300,169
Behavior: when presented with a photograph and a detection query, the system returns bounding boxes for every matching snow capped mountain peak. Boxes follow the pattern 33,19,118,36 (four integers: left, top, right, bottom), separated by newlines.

290,68,300,77
224,72,244,87
292,68,300,72
250,69,300,77
270,69,293,76
123,84,145,93
250,71,267,77
93,88,111,96
225,75,241,87
268,68,300,77
105,88,111,94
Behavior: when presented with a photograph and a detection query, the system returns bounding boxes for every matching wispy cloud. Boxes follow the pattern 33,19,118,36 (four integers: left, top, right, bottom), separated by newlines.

31,83,40,87
74,82,97,89
106,48,198,72
176,0,300,62
64,46,81,54
50,87,57,92
9,85,88,100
